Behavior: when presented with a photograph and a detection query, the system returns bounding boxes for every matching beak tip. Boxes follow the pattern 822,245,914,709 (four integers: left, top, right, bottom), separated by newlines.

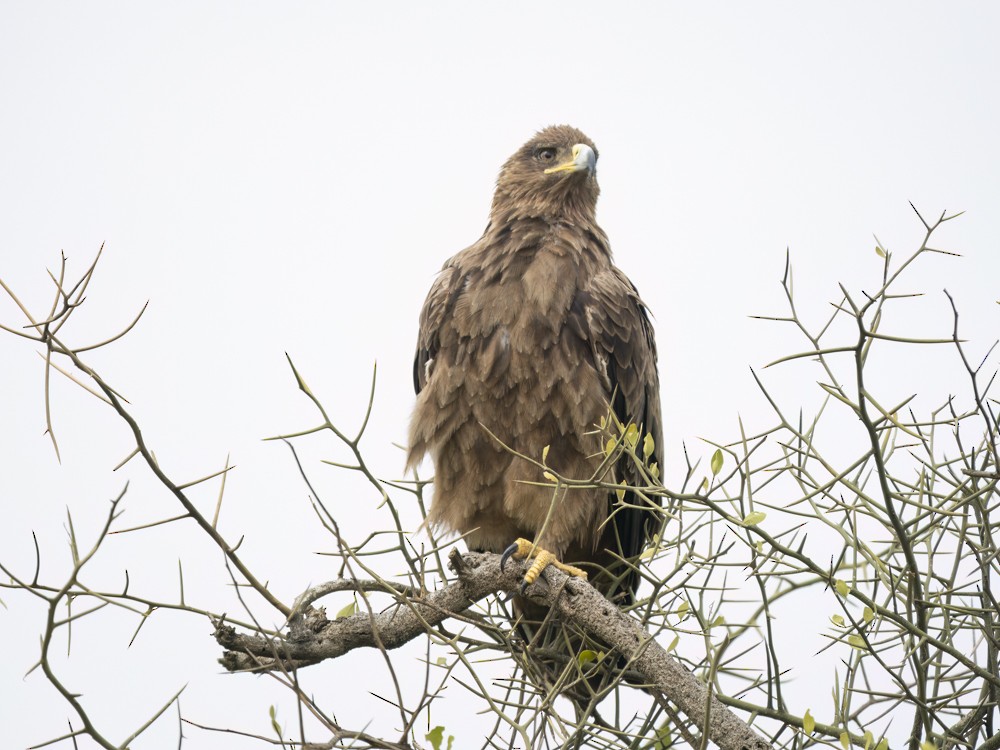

575,143,597,174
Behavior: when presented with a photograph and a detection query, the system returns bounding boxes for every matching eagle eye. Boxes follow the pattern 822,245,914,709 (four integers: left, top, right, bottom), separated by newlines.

535,147,557,163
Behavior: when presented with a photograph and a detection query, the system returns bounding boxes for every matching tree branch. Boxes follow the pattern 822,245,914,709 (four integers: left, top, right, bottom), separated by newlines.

216,549,773,750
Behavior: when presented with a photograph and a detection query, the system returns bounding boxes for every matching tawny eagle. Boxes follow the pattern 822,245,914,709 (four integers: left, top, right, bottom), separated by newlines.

407,125,661,602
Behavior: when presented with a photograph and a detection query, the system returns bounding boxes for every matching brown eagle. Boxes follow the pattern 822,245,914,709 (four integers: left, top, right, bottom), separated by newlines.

407,125,661,603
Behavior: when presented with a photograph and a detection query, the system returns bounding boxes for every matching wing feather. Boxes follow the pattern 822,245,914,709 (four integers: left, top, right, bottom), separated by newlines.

413,262,462,395
571,266,662,599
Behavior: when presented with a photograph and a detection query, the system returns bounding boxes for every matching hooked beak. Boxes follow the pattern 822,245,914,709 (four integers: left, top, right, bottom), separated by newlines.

544,143,597,175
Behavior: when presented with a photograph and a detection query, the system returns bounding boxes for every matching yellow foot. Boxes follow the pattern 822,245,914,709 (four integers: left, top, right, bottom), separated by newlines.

500,538,588,593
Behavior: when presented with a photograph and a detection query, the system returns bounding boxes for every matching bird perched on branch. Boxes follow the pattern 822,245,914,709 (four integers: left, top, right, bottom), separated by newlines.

407,125,662,607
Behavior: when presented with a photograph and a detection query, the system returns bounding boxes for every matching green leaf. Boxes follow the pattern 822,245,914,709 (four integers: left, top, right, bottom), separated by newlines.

863,606,874,624
835,579,850,597
876,739,889,750
875,245,886,258
920,742,936,750
650,462,660,479
653,721,672,749
840,732,850,750
577,649,604,667
616,481,626,502
742,511,766,526
640,533,660,560
336,600,358,619
643,433,655,459
543,471,556,482
604,438,617,457
268,705,282,738
541,444,550,463
436,656,447,666
711,615,725,628
624,423,639,449
848,634,866,650
830,614,845,628
864,730,874,750
666,634,679,653
710,449,723,476
676,600,689,620
426,726,446,750
803,709,815,734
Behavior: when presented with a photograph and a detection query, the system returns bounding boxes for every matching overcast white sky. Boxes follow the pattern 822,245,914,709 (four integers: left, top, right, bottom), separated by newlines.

2,3,999,748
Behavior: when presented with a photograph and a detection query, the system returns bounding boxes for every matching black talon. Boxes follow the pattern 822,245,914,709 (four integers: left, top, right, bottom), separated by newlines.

500,542,519,572
519,580,530,595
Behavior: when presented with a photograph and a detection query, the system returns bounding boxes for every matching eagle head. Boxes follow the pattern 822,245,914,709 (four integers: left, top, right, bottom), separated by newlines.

492,125,600,221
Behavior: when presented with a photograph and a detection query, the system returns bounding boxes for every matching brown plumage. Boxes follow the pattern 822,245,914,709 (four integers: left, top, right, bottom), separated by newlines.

407,125,661,603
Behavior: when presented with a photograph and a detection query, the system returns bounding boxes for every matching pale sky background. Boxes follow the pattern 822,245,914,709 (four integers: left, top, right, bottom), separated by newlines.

2,4,999,749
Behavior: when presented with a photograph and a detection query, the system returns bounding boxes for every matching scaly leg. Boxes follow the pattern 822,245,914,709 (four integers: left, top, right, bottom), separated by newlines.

500,538,588,593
